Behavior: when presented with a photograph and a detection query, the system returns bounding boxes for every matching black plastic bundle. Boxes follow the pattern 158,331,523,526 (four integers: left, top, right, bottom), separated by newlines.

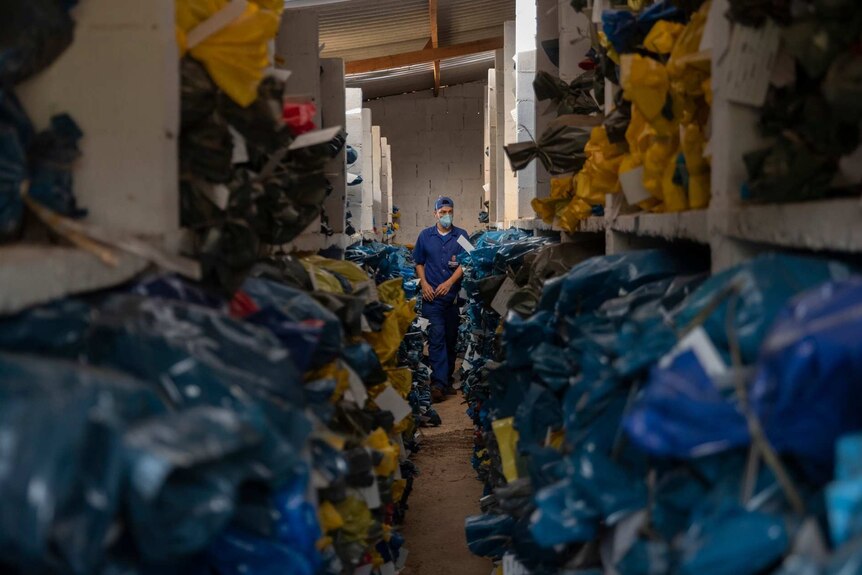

504,116,600,175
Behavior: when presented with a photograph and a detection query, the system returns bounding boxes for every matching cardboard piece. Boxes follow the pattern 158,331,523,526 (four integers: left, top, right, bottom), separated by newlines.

490,277,519,316
375,385,412,424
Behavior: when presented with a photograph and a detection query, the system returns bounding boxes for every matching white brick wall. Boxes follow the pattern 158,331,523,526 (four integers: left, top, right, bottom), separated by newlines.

366,81,487,244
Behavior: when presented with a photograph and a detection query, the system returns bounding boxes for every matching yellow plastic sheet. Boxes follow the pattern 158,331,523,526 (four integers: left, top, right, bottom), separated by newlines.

621,54,669,125
318,501,344,533
556,197,593,232
176,0,279,107
386,367,413,398
335,497,374,542
667,2,711,101
576,126,626,205
532,175,575,224
249,0,284,11
306,361,351,403
644,21,686,55
301,260,345,294
492,417,521,484
365,279,416,367
302,256,370,287
365,428,400,477
681,123,711,209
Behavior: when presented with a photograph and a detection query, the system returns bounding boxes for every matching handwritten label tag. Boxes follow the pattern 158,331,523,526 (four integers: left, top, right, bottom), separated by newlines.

490,277,518,316
375,385,412,424
721,21,781,107
289,126,343,150
457,235,475,253
620,166,651,205
661,326,728,378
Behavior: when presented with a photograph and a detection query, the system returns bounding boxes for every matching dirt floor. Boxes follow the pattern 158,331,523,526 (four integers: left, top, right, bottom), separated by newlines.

401,394,492,575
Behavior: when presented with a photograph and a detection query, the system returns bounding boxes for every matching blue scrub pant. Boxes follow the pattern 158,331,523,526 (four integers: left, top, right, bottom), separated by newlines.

424,298,460,390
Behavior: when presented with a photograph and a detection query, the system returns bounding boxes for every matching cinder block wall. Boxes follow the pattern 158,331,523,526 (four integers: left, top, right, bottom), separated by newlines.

365,81,487,244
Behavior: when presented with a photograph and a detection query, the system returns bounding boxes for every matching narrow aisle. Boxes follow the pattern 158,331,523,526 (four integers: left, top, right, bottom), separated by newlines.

401,396,490,575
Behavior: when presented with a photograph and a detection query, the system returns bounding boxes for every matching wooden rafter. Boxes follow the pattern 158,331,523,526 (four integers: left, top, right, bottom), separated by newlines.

429,0,440,96
345,37,504,75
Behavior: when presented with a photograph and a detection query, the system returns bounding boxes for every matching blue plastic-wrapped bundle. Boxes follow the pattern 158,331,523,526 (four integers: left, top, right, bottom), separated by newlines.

624,255,853,463
464,245,862,574
0,88,85,240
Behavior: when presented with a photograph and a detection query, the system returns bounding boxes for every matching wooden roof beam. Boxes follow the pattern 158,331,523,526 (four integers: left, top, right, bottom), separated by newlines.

429,0,440,96
345,37,504,75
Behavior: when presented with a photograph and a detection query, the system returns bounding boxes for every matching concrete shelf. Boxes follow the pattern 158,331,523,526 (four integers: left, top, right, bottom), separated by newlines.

609,210,709,244
721,199,862,253
0,245,148,315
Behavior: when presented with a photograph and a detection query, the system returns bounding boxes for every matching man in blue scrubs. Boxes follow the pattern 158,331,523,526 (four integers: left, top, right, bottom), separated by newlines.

413,197,470,403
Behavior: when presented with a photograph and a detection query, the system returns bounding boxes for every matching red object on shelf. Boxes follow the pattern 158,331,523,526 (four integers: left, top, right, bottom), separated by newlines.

230,290,260,318
579,58,598,71
283,102,318,135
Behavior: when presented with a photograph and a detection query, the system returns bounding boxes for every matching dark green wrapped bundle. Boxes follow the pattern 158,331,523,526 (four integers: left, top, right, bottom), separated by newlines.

533,71,601,117
504,115,600,175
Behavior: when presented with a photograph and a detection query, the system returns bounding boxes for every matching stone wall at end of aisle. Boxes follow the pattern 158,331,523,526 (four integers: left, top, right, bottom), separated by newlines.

366,81,487,244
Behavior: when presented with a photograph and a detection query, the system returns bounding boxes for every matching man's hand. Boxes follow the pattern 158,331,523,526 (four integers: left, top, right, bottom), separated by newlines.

421,279,436,301
434,280,452,297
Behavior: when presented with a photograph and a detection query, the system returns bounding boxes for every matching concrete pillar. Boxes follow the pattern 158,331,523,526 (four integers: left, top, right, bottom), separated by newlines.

275,10,321,127
515,0,538,219
321,58,346,234
372,125,383,230
503,21,518,222
18,0,179,239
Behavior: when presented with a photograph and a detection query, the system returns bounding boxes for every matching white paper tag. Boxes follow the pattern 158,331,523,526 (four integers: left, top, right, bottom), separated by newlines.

490,277,519,316
457,235,475,253
345,365,368,407
395,434,409,463
186,0,247,49
503,553,529,575
357,476,382,509
202,184,231,211
395,549,409,570
229,126,249,165
592,0,605,24
722,21,781,107
619,167,652,205
289,126,343,150
375,385,412,424
661,326,728,378
265,68,292,83
416,317,430,330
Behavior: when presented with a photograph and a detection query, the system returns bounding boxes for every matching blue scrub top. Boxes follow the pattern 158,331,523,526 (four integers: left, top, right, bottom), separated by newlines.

413,225,469,301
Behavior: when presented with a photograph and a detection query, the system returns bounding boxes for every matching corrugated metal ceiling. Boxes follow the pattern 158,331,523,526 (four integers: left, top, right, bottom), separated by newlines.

347,51,496,100
310,0,513,98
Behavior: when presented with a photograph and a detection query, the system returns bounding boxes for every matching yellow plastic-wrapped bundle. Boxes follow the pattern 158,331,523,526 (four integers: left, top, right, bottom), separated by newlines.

335,497,375,543
365,428,400,477
302,256,371,288
531,175,575,224
364,278,416,367
644,21,686,55
616,1,712,212
576,126,626,206
556,197,593,232
176,0,280,107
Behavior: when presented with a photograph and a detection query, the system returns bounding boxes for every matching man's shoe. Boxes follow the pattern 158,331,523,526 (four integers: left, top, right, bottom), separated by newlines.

431,387,446,403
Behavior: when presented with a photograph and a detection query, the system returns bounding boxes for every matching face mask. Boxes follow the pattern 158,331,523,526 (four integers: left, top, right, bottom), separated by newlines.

439,214,453,229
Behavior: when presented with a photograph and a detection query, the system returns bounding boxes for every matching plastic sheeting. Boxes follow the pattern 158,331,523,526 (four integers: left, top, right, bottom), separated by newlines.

462,239,861,574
